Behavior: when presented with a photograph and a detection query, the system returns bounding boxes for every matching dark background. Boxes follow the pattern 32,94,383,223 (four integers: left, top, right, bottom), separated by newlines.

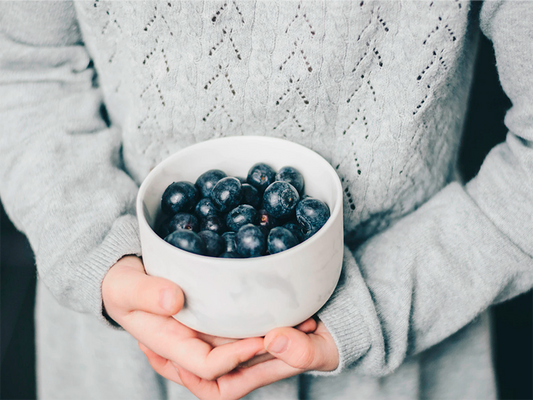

1,34,532,400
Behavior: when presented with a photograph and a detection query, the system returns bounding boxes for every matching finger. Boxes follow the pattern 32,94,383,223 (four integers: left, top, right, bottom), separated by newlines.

202,337,266,380
232,318,319,370
196,332,238,347
178,358,300,400
263,322,338,371
220,359,301,397
129,312,265,381
196,332,271,362
237,353,275,369
198,318,316,352
294,317,318,333
104,259,184,317
138,342,184,386
196,332,270,357
176,366,222,400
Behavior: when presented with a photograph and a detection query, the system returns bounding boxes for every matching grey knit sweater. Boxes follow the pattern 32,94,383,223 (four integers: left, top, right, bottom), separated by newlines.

1,1,532,399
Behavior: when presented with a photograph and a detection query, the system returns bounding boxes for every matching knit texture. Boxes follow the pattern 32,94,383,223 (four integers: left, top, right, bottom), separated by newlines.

0,1,532,399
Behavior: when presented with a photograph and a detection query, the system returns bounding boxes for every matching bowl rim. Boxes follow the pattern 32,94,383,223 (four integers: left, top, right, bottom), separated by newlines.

136,136,343,266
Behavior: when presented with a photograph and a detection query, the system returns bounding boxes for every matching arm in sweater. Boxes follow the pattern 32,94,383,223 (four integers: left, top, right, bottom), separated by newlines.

316,0,533,377
0,1,141,323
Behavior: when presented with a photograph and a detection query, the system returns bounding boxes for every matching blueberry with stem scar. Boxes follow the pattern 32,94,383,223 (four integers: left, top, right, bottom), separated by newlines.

159,212,199,237
276,166,304,195
296,197,330,239
165,230,205,255
257,208,281,229
263,181,300,219
246,163,276,194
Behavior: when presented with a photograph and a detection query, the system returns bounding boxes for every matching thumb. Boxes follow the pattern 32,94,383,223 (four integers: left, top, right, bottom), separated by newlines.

264,326,333,371
103,256,184,318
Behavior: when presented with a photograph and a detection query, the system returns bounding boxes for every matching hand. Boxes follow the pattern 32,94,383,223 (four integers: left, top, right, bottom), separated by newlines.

102,256,265,381
140,317,339,400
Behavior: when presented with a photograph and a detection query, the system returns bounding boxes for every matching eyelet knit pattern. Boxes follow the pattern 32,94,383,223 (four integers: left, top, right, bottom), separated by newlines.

76,0,473,243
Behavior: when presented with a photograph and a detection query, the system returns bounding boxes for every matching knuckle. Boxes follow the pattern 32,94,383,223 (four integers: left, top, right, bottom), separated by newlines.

200,370,218,382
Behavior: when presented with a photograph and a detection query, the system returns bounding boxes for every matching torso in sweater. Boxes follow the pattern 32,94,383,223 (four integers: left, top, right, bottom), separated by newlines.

74,0,477,243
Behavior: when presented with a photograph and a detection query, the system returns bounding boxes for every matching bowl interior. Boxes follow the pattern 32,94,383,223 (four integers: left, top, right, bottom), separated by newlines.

139,136,342,245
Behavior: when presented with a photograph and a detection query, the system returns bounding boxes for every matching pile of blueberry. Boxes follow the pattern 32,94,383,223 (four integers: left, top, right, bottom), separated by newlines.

156,163,330,258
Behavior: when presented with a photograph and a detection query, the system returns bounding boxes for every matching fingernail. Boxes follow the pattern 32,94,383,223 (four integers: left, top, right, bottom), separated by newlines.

267,335,288,354
160,289,175,313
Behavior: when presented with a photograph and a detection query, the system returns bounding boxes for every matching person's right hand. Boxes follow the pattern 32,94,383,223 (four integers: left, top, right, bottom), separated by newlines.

102,255,265,381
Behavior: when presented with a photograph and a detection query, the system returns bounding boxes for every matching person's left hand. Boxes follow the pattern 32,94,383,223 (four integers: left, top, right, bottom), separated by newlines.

139,318,339,400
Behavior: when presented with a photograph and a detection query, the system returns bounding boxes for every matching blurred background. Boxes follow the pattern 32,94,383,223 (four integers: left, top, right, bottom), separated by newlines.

1,33,532,400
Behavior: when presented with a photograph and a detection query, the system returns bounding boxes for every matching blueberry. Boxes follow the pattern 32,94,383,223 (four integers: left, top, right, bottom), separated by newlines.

296,197,330,238
197,230,224,257
240,183,261,209
275,166,304,195
267,227,299,254
236,224,266,258
164,230,205,255
226,204,258,232
263,181,300,219
195,169,227,199
159,212,199,237
235,176,247,185
200,214,226,235
257,209,281,230
156,216,173,238
282,220,304,243
246,163,276,193
257,225,271,240
222,231,238,254
195,198,219,219
161,181,198,215
211,177,243,212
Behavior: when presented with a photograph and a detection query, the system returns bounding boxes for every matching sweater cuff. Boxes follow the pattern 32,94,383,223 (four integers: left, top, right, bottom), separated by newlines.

310,246,372,376
74,214,141,328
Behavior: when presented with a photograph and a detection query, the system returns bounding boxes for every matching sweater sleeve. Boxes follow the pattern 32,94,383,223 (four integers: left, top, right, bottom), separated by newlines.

0,1,141,325
315,0,533,377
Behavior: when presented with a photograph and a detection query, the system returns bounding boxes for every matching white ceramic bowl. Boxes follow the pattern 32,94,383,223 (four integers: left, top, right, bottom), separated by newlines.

136,136,343,338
